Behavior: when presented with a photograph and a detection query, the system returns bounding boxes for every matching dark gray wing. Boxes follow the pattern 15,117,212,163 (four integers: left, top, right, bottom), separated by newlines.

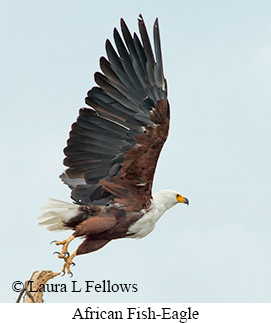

61,15,168,206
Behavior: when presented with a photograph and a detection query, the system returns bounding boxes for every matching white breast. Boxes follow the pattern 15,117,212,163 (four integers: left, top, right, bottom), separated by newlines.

127,190,181,239
127,201,166,239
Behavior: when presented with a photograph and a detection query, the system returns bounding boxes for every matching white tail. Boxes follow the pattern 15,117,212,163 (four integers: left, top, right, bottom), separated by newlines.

38,199,78,232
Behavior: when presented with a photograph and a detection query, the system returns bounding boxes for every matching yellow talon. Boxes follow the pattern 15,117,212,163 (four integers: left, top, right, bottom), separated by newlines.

54,234,75,257
61,251,77,276
53,234,77,275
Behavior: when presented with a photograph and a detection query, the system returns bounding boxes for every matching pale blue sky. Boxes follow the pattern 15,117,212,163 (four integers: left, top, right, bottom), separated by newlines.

1,0,271,302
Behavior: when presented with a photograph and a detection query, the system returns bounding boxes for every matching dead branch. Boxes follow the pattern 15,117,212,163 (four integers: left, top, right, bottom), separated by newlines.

16,270,60,303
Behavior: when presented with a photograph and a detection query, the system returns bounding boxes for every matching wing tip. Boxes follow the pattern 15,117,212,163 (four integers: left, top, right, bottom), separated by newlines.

154,17,159,29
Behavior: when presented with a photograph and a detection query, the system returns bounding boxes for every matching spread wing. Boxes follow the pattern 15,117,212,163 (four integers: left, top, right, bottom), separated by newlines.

61,15,170,211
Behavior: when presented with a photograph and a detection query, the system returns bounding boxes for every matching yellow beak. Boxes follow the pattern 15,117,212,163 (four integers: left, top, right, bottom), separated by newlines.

177,195,189,205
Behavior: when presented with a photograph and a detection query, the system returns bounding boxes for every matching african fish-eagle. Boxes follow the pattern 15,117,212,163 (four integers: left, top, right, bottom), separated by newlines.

38,15,189,275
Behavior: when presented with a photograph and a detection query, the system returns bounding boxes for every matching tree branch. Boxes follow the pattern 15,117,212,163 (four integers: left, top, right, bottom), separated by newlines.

16,270,60,303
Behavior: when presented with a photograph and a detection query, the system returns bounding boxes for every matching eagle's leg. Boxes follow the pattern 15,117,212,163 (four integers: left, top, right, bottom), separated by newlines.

61,250,77,275
55,234,75,259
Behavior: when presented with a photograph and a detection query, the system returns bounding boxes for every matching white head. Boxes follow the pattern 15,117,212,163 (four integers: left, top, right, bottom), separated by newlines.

153,189,189,211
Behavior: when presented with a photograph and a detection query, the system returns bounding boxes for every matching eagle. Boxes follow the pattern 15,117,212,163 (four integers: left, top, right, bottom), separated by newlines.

38,15,189,276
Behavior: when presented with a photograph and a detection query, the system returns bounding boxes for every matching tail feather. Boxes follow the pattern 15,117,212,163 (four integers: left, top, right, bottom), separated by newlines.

38,198,78,232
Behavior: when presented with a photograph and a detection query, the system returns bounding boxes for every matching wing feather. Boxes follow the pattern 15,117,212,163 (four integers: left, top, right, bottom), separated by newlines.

62,15,169,210
113,28,145,96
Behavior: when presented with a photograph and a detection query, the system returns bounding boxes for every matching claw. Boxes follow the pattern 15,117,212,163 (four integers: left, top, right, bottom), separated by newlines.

62,252,70,259
50,240,58,245
61,271,73,278
57,253,68,260
53,251,69,259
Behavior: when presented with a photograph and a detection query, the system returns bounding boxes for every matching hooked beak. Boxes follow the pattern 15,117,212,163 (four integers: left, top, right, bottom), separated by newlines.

183,197,189,206
177,194,189,206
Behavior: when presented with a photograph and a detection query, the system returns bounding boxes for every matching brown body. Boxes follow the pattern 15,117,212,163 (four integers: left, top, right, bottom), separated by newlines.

68,205,140,255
